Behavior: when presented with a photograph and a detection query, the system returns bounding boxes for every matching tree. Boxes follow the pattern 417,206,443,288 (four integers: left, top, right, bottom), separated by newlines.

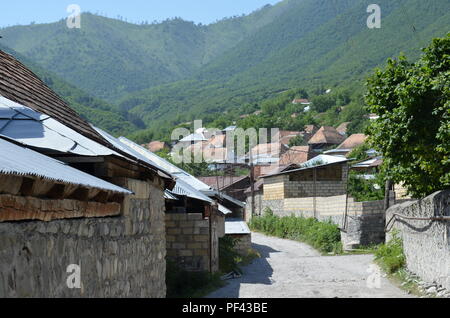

365,34,450,198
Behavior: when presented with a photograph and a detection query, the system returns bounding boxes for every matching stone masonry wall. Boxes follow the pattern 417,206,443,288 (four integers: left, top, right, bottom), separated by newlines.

0,178,167,298
165,213,211,272
386,190,450,290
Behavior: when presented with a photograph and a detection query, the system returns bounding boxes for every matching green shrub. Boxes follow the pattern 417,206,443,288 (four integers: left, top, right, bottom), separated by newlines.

249,210,342,254
219,236,242,274
374,231,406,274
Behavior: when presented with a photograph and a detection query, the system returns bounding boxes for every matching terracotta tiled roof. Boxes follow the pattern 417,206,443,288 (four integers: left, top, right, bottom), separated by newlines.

337,134,367,150
0,49,106,146
279,146,316,165
308,126,346,145
147,141,167,153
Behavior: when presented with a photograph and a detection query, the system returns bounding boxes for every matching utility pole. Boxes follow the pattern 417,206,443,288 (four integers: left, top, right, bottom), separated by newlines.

249,147,255,218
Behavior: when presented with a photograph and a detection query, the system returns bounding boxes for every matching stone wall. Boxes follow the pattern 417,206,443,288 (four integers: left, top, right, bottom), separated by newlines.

0,178,167,298
165,213,211,272
386,190,450,290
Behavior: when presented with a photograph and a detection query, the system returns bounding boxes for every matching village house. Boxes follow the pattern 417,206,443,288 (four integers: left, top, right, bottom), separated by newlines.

0,49,173,297
246,143,289,166
279,145,317,166
273,130,303,146
324,134,367,157
146,141,169,153
117,137,250,272
257,155,387,249
198,176,251,204
308,126,346,152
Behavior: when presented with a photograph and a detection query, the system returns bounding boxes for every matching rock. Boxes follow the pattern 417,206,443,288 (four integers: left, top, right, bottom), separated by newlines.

426,286,437,294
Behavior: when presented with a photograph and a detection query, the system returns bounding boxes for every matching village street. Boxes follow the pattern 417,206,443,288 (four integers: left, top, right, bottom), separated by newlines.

207,232,412,298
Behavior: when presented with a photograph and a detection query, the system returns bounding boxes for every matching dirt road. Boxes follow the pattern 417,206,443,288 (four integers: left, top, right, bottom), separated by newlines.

207,232,412,298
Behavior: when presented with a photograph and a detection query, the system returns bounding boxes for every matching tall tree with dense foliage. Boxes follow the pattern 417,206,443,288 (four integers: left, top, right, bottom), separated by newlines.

365,34,450,198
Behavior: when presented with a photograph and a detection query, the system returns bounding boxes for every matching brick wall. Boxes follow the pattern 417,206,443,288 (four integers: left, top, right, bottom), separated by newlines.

0,178,167,298
165,213,211,272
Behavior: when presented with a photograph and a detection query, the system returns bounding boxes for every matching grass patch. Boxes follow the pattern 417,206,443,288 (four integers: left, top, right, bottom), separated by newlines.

373,231,424,297
249,208,342,254
374,231,406,274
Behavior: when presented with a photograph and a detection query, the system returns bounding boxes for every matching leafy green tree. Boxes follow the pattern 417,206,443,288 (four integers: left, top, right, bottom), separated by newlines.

288,135,306,147
365,34,450,198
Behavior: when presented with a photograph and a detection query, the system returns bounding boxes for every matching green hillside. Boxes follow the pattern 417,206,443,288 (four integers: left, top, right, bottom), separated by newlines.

0,3,290,101
0,43,137,136
120,0,450,141
1,0,449,143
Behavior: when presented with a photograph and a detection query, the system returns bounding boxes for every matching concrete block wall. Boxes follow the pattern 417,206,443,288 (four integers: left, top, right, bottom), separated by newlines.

0,178,167,298
165,213,211,272
261,192,386,248
245,193,263,222
228,234,252,256
386,191,450,290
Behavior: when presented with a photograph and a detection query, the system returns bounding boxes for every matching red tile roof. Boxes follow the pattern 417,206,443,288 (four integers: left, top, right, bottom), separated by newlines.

337,134,367,150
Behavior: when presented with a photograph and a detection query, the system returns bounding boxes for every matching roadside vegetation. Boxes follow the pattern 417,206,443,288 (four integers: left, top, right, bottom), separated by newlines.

373,231,423,296
249,208,342,254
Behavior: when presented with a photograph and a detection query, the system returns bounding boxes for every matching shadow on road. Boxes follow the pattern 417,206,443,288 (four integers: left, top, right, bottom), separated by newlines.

206,241,280,298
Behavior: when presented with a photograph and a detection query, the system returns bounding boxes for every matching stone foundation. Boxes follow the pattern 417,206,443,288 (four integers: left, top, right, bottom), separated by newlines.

0,178,166,298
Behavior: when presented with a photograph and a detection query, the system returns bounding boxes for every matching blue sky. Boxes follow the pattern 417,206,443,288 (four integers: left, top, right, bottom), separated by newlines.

0,0,282,27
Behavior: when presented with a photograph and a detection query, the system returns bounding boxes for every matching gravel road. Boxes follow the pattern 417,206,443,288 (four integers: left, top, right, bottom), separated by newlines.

207,232,412,298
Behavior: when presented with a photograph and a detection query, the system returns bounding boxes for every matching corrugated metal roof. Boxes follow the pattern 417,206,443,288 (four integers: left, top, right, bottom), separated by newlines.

119,137,188,175
0,137,132,194
225,218,251,235
218,204,232,215
180,133,207,142
170,178,213,203
0,97,121,157
164,190,178,200
0,50,107,147
262,155,349,178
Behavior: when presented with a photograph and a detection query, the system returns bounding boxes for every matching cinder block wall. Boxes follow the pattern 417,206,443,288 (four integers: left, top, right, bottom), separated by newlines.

261,194,386,248
228,234,252,256
386,191,450,290
0,178,167,298
165,213,211,272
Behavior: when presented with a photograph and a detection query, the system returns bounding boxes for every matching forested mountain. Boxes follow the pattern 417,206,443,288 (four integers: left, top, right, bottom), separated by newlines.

1,0,449,142
0,3,291,101
120,0,450,141
0,44,137,135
